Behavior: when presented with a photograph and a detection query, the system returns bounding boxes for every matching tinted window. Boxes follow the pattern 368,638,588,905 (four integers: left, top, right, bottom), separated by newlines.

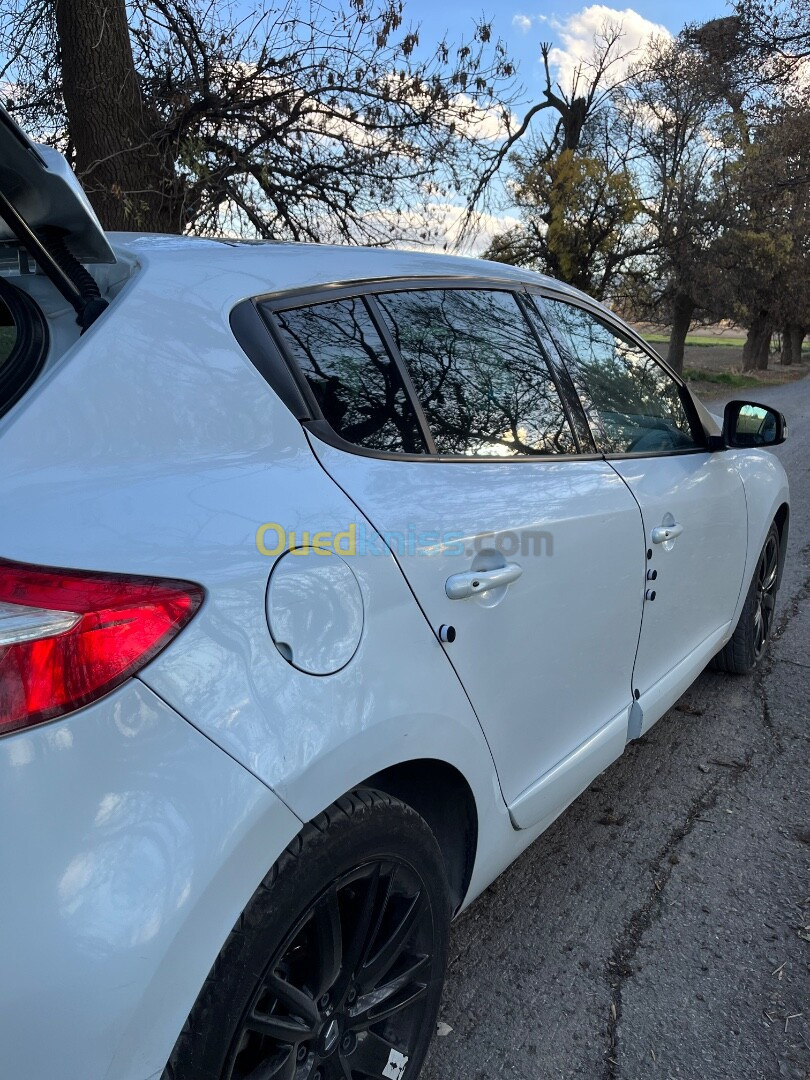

273,297,426,453
375,289,576,457
542,299,700,454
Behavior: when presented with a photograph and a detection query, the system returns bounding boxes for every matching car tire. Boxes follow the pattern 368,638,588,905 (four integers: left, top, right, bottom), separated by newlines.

162,787,452,1080
712,522,780,675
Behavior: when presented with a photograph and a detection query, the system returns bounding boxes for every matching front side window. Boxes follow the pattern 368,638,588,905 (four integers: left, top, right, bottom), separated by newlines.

374,289,576,457
271,297,426,454
541,298,701,455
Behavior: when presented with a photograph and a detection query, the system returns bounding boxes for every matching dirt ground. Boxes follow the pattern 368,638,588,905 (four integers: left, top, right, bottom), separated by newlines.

635,322,810,399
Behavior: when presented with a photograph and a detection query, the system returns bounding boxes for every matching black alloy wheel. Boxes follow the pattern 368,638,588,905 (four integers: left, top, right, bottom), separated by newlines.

752,529,779,660
712,522,781,674
163,788,451,1080
226,859,436,1080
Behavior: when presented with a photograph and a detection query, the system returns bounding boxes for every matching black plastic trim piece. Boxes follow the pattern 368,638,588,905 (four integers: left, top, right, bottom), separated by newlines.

303,420,605,463
255,274,529,311
516,290,595,454
229,299,313,420
0,278,49,419
363,293,435,454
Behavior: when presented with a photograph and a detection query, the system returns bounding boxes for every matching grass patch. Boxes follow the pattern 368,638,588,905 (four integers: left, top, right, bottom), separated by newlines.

644,333,746,348
645,332,810,351
682,368,763,388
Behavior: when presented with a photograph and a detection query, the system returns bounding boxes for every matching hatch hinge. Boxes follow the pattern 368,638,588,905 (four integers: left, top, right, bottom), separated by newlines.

0,188,108,330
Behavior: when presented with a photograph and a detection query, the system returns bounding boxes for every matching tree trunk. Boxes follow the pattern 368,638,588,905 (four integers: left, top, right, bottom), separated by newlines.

666,292,694,376
742,311,772,371
55,0,177,232
780,325,795,365
781,322,806,366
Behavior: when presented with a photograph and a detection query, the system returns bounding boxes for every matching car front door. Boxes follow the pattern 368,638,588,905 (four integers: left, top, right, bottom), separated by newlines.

537,295,749,733
262,284,645,829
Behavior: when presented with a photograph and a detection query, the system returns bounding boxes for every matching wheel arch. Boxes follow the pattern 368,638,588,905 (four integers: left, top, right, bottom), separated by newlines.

363,759,478,914
774,501,789,588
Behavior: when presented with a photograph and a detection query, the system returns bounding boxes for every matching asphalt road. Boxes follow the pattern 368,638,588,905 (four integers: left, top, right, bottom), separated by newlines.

422,377,810,1080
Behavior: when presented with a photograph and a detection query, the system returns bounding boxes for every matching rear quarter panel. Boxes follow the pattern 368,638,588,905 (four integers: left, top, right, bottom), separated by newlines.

0,252,516,912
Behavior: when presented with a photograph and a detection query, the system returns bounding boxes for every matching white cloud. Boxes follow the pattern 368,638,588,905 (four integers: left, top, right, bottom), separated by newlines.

364,202,523,256
512,14,533,33
546,6,671,93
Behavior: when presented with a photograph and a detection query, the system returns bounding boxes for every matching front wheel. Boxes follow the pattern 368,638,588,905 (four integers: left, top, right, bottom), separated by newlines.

163,788,451,1080
712,522,780,674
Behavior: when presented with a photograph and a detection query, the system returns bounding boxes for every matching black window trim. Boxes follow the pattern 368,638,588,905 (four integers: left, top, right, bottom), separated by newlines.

362,293,437,454
527,287,711,458
242,276,594,464
515,290,596,454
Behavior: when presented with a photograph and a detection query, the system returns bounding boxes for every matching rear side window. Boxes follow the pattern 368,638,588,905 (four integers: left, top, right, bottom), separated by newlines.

272,297,427,454
375,289,576,457
541,299,700,455
0,281,48,419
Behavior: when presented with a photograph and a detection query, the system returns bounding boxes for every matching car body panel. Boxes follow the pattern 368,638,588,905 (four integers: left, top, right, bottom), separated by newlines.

0,679,302,1080
610,453,749,698
724,448,791,621
307,438,645,819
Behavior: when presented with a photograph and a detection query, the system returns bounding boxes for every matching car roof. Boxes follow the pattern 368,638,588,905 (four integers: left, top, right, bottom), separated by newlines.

104,231,590,304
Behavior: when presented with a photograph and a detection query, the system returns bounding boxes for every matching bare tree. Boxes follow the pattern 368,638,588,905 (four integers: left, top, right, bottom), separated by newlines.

477,22,656,300
459,22,637,245
0,0,520,240
620,34,732,372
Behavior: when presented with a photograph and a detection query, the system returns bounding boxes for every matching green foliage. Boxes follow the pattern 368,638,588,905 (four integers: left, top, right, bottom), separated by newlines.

682,369,767,387
487,147,642,298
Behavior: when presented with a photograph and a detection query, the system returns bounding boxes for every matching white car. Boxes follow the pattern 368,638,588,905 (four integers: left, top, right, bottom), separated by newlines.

0,108,789,1080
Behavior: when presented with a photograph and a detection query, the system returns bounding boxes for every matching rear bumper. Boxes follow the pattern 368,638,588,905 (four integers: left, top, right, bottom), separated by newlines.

0,679,302,1080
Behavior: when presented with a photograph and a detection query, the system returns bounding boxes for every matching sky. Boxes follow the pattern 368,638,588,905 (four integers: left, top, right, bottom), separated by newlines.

375,1,731,249
384,2,729,102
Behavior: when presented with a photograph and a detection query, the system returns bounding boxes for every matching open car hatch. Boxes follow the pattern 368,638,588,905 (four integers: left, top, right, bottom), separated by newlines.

0,105,114,327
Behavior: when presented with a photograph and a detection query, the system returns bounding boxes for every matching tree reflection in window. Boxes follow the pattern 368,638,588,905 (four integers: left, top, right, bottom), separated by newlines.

540,300,700,454
375,289,576,457
274,297,426,453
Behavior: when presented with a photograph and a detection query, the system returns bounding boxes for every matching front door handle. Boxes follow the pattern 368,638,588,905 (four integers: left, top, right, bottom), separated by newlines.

651,523,684,544
445,563,523,600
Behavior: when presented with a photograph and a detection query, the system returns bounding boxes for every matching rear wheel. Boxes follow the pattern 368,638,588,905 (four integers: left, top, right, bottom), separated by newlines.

163,788,451,1080
712,522,780,674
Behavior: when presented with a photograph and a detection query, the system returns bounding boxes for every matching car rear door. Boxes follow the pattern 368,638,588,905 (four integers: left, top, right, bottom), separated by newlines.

536,294,748,733
260,283,646,829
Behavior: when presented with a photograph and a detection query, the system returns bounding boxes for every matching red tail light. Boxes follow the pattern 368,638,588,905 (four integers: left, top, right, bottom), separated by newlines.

0,559,203,736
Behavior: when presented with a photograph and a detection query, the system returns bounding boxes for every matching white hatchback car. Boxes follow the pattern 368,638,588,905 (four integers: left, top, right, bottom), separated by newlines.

0,108,789,1080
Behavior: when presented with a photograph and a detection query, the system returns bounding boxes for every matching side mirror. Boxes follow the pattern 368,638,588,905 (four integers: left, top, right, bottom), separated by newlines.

723,400,787,449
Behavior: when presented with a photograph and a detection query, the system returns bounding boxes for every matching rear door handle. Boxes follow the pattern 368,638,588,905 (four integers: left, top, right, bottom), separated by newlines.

445,563,523,600
651,523,684,544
